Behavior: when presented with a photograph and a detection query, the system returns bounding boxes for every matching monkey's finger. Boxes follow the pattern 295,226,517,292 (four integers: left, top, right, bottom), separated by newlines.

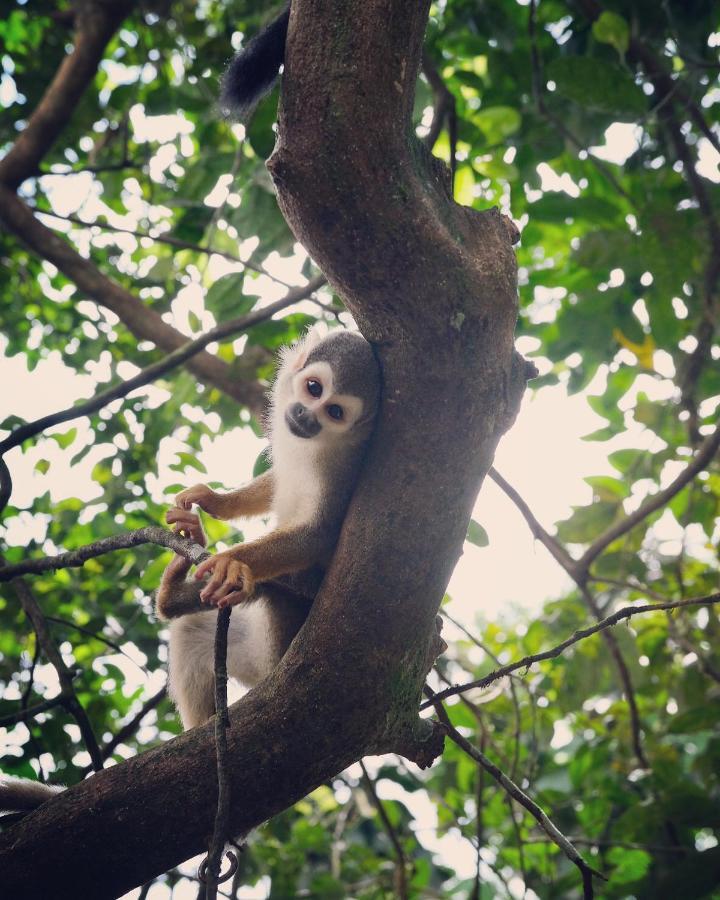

217,591,247,609
167,508,199,525
199,559,231,601
194,556,217,580
214,560,250,600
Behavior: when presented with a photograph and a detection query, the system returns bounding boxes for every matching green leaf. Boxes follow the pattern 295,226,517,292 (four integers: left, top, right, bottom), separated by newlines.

592,11,630,55
170,451,207,474
204,274,255,321
472,105,521,142
50,428,77,449
607,847,651,885
547,57,646,118
466,519,489,547
34,458,50,475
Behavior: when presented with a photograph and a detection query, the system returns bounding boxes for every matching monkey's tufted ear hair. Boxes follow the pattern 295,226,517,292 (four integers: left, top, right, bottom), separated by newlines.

282,326,324,372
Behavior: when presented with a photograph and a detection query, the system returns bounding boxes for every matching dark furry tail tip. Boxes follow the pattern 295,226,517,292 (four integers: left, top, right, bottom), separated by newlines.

220,6,290,121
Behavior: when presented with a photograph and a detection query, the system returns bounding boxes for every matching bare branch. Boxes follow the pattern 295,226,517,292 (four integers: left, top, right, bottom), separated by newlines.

359,760,409,899
425,687,605,899
578,427,720,573
488,468,578,577
0,527,209,583
10,578,104,771
0,695,66,728
97,686,167,764
423,593,720,707
202,609,237,899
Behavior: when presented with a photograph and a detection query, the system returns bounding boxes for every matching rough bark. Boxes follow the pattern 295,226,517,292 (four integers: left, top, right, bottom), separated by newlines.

0,1,525,896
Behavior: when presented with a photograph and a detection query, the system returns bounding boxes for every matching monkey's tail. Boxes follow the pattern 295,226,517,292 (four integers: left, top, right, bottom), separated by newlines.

221,5,290,121
0,775,64,814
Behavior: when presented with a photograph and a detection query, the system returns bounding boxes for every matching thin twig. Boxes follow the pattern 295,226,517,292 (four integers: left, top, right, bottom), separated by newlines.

0,695,66,728
488,468,578,576
10,578,104,771
359,760,409,899
578,426,720,573
0,275,324,460
523,835,687,855
36,208,289,285
425,687,605,899
46,616,150,674
91,685,167,770
421,49,457,185
423,593,720,707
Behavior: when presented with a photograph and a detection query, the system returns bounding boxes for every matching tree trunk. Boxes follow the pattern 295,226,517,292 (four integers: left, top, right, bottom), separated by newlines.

0,2,525,896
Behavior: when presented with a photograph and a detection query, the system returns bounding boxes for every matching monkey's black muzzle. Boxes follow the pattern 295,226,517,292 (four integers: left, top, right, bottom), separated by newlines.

285,403,321,439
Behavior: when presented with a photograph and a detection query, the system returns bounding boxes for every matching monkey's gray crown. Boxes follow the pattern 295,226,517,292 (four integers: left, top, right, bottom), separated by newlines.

305,332,381,417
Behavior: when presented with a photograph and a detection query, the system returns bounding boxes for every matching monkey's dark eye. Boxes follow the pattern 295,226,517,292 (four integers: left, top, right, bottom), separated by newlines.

327,404,344,421
306,379,323,398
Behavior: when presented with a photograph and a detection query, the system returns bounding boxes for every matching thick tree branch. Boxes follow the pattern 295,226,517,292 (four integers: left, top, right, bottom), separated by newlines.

0,2,527,894
0,186,267,416
0,0,136,190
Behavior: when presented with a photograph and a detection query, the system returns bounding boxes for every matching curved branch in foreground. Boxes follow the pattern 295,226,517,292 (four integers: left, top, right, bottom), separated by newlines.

0,277,324,512
0,527,208,582
425,687,605,899
425,593,720,707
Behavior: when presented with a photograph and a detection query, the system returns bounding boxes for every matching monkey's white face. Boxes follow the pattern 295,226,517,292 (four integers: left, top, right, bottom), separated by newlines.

276,359,366,443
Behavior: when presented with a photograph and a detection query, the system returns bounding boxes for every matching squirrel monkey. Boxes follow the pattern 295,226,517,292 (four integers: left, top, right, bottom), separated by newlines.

0,330,379,814
156,329,381,729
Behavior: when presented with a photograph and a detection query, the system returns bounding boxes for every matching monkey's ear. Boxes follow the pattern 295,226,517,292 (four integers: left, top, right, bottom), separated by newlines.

287,326,323,371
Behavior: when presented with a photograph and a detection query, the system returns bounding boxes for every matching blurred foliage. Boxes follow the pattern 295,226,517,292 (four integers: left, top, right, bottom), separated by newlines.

1,0,719,897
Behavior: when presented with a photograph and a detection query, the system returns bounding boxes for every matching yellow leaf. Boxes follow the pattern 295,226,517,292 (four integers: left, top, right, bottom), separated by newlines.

613,328,655,369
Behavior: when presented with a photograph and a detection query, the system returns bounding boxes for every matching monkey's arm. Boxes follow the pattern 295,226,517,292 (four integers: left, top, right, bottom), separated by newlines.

155,508,208,620
193,524,333,609
174,469,275,521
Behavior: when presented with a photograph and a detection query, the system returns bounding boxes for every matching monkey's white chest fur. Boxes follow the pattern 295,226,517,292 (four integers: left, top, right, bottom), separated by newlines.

270,432,324,528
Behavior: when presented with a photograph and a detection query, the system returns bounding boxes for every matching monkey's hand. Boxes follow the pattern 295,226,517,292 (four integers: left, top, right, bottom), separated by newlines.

175,484,223,516
194,550,256,609
163,506,208,579
166,506,207,545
